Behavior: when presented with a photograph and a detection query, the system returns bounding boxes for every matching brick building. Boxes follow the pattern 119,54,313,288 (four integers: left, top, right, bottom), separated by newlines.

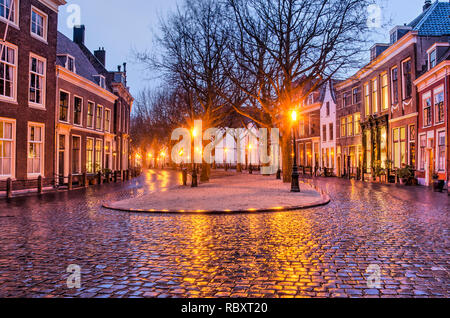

0,0,65,187
335,80,362,178
336,1,449,179
55,25,133,183
414,43,449,186
296,85,324,173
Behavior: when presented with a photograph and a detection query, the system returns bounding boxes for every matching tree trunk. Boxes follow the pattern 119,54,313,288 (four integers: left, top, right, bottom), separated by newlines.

200,162,210,182
281,133,292,183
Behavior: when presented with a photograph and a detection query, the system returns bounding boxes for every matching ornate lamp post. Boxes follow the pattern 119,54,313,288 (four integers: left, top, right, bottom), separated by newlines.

291,110,300,192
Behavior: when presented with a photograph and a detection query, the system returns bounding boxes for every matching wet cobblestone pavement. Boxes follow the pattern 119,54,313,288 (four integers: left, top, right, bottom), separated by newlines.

0,169,448,298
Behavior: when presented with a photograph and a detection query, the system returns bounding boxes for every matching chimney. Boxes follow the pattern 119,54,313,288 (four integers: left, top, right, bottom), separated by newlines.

73,25,85,45
94,47,106,66
423,0,432,11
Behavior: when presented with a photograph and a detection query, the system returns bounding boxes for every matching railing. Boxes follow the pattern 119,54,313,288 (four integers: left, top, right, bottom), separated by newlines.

0,169,142,199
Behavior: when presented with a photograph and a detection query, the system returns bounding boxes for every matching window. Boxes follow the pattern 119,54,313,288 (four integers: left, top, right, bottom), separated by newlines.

104,109,111,132
67,56,75,72
393,127,406,169
354,113,361,135
347,115,353,137
87,102,94,128
29,55,46,106
434,90,444,124
322,125,327,142
353,87,360,104
73,96,82,126
95,139,103,172
72,136,81,174
86,138,94,173
326,102,330,116
59,91,69,122
307,93,314,105
372,78,378,114
27,124,44,175
31,7,47,41
381,73,388,110
402,59,412,99
423,95,432,127
105,141,112,170
364,83,370,116
0,43,16,100
438,131,445,171
0,119,14,177
365,130,371,171
380,126,387,168
419,134,426,171
329,123,333,141
341,117,346,137
94,75,106,89
96,105,103,130
343,92,351,107
391,67,398,105
429,50,437,69
0,0,17,24
409,125,416,167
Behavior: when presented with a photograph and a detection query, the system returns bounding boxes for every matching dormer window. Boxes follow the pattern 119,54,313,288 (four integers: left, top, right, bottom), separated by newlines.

67,56,75,72
307,93,314,105
429,50,437,69
94,75,106,89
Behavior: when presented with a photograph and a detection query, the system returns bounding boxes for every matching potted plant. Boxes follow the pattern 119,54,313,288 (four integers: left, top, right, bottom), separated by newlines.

432,173,445,192
398,166,411,185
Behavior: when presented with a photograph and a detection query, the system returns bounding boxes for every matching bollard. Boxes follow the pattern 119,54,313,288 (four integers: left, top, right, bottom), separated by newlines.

97,171,102,185
6,178,12,199
182,169,187,186
37,175,43,194
68,174,73,190
249,164,253,174
191,167,198,188
83,173,88,188
114,171,118,183
105,172,110,183
276,169,281,180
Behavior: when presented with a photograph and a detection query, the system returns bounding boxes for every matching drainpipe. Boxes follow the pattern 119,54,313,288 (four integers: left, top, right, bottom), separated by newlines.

55,68,59,185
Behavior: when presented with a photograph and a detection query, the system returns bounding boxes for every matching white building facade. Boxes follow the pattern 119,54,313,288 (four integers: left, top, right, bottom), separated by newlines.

319,80,338,175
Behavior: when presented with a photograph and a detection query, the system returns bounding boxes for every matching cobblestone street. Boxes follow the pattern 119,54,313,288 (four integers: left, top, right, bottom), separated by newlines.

0,169,448,298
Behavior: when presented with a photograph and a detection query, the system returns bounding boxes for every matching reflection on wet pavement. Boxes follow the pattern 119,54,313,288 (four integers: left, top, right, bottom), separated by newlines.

0,169,448,297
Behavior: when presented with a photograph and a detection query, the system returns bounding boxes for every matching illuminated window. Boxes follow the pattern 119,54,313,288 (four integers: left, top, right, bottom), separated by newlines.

381,73,388,110
96,105,103,130
402,59,412,99
354,113,360,135
87,102,94,128
29,55,46,106
438,131,445,171
86,138,94,173
372,78,378,114
347,115,353,137
364,83,370,116
0,119,14,177
341,117,346,137
434,90,444,124
27,123,44,175
423,95,432,127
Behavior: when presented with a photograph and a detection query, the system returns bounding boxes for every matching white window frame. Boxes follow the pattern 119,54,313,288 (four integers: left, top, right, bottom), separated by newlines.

96,105,103,131
95,138,103,172
401,58,412,100
433,86,444,125
27,122,45,178
0,117,16,180
104,108,111,133
73,95,83,126
428,50,437,70
0,41,17,103
86,137,94,174
71,134,81,174
422,91,432,128
30,6,48,43
436,129,446,172
0,0,19,27
94,75,106,89
29,53,46,108
59,89,70,123
391,66,399,106
86,101,95,129
418,133,427,171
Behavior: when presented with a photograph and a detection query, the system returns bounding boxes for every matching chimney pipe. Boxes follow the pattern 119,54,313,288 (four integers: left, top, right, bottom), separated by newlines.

73,25,85,45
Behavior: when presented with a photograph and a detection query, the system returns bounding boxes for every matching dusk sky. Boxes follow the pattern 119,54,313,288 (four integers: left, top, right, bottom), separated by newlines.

57,0,430,110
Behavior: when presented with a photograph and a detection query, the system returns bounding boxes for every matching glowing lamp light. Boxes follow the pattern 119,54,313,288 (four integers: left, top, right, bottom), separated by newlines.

192,128,198,138
291,110,298,122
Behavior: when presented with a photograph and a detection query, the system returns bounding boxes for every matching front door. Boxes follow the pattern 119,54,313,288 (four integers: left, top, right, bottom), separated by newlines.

58,134,66,185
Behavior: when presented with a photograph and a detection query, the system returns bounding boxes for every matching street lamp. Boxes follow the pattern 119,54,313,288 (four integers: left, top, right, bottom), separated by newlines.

224,147,228,171
291,110,300,192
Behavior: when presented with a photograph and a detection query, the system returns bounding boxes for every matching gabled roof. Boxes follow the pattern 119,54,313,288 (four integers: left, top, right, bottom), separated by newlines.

56,32,112,92
408,1,450,36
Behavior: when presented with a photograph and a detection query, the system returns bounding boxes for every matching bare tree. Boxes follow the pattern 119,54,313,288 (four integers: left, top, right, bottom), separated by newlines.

223,0,377,181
